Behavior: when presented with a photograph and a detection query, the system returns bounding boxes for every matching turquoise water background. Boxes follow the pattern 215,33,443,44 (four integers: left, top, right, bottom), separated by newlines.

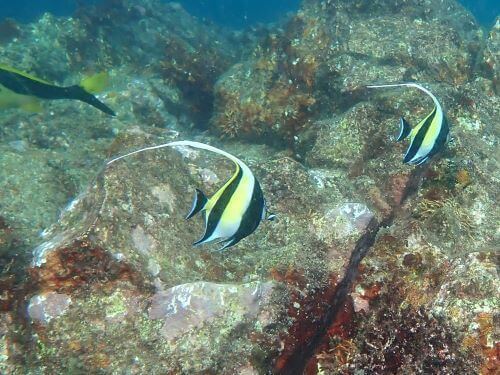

0,0,498,27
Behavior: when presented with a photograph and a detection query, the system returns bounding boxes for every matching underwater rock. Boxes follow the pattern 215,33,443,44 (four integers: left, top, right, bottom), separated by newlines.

305,103,391,170
14,131,377,373
211,0,482,144
28,292,72,325
117,76,184,128
0,217,18,260
0,314,10,373
301,77,500,372
211,59,316,144
480,17,500,93
149,281,275,341
0,0,239,81
311,226,499,373
0,146,74,245
324,203,374,239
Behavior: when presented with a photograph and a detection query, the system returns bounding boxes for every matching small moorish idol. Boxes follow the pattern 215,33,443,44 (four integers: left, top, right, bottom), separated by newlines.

367,83,449,165
107,140,275,251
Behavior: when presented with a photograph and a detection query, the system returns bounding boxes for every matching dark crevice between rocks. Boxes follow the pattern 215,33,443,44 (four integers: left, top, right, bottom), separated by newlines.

273,166,428,374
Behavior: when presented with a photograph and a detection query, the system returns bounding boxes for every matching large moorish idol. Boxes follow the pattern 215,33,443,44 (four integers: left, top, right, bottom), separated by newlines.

107,140,275,251
367,83,449,165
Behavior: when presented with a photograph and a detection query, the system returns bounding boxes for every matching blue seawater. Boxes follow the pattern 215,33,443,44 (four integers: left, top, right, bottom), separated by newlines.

0,0,498,27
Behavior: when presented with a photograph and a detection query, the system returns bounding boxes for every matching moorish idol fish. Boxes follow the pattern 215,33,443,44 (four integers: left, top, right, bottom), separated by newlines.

0,65,115,116
107,140,275,251
367,83,449,165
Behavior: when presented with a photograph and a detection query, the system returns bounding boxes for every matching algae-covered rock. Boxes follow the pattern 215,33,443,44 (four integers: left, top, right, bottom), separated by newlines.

16,130,378,373
305,103,392,171
480,17,500,93
0,146,73,244
298,78,499,374
149,281,275,340
28,292,72,325
312,217,499,373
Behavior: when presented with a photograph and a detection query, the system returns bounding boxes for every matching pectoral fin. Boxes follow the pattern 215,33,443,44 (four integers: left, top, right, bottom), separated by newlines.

186,189,208,220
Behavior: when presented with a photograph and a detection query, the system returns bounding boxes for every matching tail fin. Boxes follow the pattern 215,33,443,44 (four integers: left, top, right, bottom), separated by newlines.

69,85,116,116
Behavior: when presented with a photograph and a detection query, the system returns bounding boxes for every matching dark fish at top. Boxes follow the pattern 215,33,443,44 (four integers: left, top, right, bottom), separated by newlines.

107,140,275,251
0,65,115,116
367,83,449,165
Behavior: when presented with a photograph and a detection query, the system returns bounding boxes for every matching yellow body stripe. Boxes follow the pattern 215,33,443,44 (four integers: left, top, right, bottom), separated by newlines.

420,112,442,149
216,172,253,226
409,109,434,142
205,162,241,213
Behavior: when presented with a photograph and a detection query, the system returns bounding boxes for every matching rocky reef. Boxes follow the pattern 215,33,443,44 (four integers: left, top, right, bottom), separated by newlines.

0,0,498,374
211,0,483,146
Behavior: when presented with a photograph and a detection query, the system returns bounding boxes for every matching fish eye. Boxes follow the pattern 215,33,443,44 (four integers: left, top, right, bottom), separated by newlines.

267,214,276,221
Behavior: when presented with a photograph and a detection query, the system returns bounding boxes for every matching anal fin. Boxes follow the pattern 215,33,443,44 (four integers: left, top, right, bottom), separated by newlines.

415,156,430,166
213,237,239,252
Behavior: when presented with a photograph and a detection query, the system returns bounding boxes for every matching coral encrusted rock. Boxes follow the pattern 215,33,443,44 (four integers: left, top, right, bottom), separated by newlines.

10,129,377,373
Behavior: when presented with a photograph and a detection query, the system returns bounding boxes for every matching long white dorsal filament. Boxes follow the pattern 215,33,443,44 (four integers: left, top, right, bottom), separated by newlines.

366,83,441,109
106,140,245,170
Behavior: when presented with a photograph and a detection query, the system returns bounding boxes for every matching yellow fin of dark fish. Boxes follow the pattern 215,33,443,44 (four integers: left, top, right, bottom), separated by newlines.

80,72,110,94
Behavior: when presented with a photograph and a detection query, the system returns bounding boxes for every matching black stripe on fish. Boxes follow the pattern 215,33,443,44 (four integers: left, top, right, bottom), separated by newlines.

220,179,265,249
412,115,449,165
0,68,115,116
403,106,437,164
426,114,449,160
193,165,243,245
